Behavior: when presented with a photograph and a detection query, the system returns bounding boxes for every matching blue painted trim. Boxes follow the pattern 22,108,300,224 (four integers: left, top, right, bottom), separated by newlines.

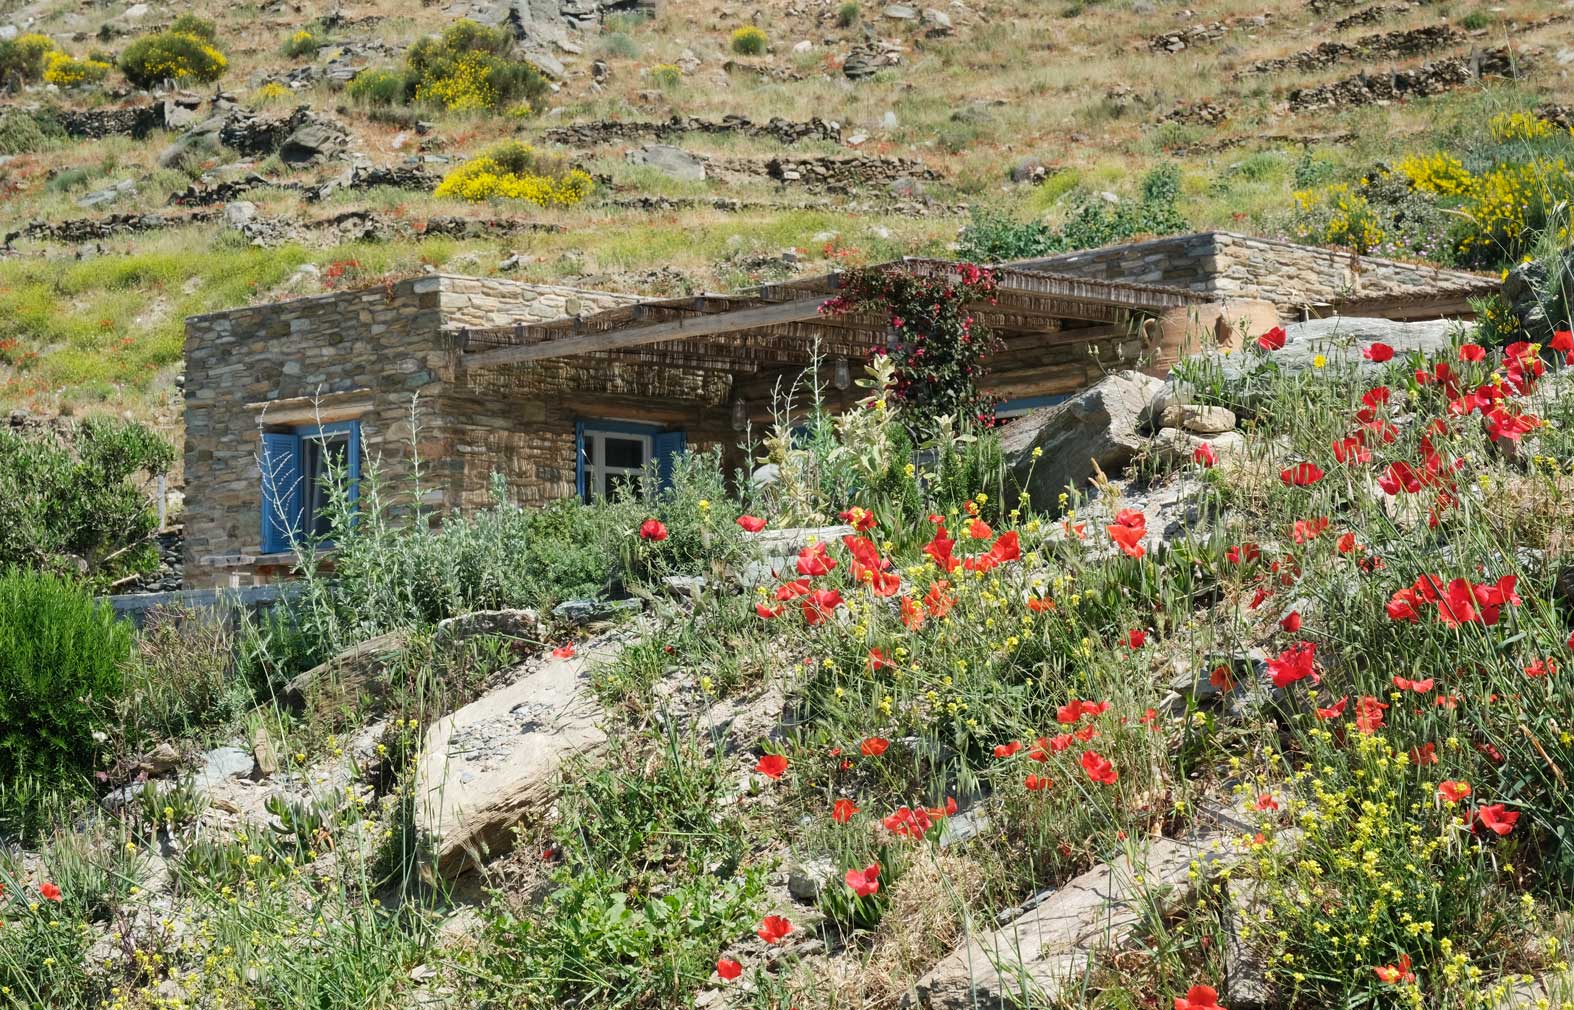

574,419,587,500
260,420,362,552
575,418,686,500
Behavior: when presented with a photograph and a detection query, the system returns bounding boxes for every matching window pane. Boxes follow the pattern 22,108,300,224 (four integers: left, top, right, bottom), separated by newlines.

603,436,645,469
304,432,350,538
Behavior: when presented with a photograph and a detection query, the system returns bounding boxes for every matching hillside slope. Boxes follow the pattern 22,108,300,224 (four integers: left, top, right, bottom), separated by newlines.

0,0,1570,433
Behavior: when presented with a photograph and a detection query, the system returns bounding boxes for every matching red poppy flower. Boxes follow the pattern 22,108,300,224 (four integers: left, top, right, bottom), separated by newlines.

639,518,668,541
923,582,955,619
1315,695,1348,720
901,596,925,630
1459,343,1486,362
736,515,767,533
1525,657,1558,679
774,578,812,601
967,518,993,539
796,542,837,576
802,588,844,625
755,753,788,779
844,863,881,897
1410,742,1438,765
1374,954,1415,985
1254,793,1279,811
1474,803,1519,836
1280,462,1324,486
860,736,890,757
1226,543,1260,565
1336,532,1358,554
1256,326,1287,351
1551,329,1573,354
922,525,961,572
1080,750,1118,785
1127,628,1147,649
831,798,859,823
39,881,62,902
1291,517,1329,543
1391,676,1434,693
867,648,894,673
716,958,743,980
882,805,935,840
1193,442,1217,467
1267,641,1317,689
1027,595,1056,613
1354,695,1388,734
1174,983,1225,1009
755,603,783,619
1024,773,1053,792
1209,666,1237,692
1362,342,1395,362
1438,780,1471,804
757,915,793,943
993,740,1023,758
551,643,576,659
1279,611,1301,633
1106,512,1147,559
838,505,877,532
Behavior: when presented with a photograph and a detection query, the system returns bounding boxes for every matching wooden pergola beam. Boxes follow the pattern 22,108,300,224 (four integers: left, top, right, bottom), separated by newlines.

459,295,834,370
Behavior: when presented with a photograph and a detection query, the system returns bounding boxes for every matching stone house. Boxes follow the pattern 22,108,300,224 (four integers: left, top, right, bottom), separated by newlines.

181,232,1493,588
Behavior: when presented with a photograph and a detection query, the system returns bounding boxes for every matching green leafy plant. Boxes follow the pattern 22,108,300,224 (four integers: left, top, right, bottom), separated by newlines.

730,25,768,55
119,26,228,88
959,162,1190,260
282,28,320,58
0,569,131,829
0,33,59,83
404,19,549,113
0,417,174,586
837,2,861,26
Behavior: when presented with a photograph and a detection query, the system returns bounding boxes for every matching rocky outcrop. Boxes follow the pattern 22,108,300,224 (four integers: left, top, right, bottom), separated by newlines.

1148,21,1229,53
1501,244,1573,343
912,833,1230,1008
414,641,616,878
1001,371,1165,510
282,629,412,709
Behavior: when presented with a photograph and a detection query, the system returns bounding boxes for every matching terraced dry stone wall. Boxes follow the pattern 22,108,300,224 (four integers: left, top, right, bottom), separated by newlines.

182,276,639,587
1287,46,1524,112
543,115,840,147
1021,232,1488,312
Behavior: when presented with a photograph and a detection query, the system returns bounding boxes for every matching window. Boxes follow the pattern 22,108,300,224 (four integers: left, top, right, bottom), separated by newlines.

994,394,1068,423
259,421,361,553
575,421,685,503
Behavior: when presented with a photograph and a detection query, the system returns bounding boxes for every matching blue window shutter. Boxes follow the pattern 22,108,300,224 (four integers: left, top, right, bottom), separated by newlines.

652,430,686,489
574,420,588,500
260,433,303,553
344,421,362,510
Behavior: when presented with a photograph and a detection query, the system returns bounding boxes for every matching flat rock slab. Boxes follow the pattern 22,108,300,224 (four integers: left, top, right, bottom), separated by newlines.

912,834,1227,1009
414,642,617,878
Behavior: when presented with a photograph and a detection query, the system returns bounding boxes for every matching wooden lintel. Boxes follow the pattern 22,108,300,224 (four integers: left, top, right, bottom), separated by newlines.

460,296,833,370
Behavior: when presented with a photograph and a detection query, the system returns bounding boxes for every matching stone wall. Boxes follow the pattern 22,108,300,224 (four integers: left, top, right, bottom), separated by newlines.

181,274,640,587
1015,231,1493,313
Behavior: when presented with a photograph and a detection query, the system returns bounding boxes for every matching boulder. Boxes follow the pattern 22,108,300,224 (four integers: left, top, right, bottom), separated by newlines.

626,143,706,182
414,643,614,878
1160,402,1236,435
1502,245,1573,343
1149,427,1245,469
282,629,411,709
1000,370,1164,510
432,608,539,650
278,117,348,164
157,113,226,169
1209,317,1463,383
912,834,1228,1008
191,746,255,791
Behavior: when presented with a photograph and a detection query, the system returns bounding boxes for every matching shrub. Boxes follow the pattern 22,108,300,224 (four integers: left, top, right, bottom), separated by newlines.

958,163,1190,260
347,66,407,106
169,13,218,41
434,141,594,206
648,62,681,88
406,19,549,113
282,29,320,58
0,33,58,82
117,605,241,751
730,25,767,55
837,1,861,26
0,418,175,587
599,31,639,59
0,569,131,809
0,107,63,154
42,51,113,86
119,28,228,88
